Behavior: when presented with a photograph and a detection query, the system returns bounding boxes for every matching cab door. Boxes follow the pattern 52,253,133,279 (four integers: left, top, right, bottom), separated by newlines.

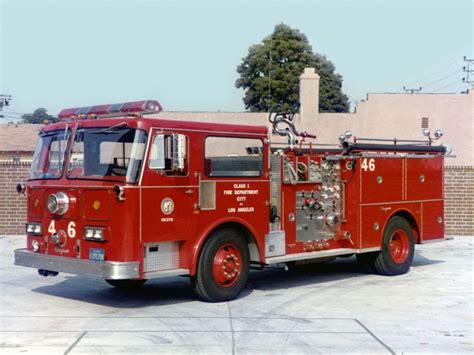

140,129,198,247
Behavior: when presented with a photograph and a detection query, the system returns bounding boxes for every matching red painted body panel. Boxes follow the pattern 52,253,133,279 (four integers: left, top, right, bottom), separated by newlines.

406,158,443,200
421,200,444,241
360,158,403,204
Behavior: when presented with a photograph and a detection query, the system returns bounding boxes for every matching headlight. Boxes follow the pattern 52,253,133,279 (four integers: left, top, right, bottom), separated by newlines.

84,227,105,241
33,224,42,235
85,228,94,239
26,223,42,235
93,229,103,240
26,224,35,233
47,192,69,215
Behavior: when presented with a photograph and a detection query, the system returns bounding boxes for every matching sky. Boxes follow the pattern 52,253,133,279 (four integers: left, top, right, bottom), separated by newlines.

0,0,472,121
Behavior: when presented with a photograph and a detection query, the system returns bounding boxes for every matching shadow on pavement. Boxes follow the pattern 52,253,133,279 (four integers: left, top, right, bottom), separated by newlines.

412,250,444,267
31,251,444,306
32,276,195,308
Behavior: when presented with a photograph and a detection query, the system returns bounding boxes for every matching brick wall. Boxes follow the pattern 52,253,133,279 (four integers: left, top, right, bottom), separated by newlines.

0,161,31,234
444,166,474,236
0,162,472,236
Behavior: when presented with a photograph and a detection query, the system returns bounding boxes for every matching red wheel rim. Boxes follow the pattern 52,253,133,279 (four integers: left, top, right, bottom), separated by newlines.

212,243,242,287
389,230,409,264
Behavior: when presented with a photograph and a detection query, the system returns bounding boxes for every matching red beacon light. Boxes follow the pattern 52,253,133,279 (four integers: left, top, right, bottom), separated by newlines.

58,100,162,120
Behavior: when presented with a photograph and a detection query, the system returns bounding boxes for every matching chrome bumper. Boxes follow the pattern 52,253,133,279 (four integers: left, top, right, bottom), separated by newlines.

14,249,139,280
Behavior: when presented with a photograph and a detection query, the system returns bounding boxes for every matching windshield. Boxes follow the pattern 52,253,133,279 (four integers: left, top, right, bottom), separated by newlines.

30,129,70,180
67,127,147,183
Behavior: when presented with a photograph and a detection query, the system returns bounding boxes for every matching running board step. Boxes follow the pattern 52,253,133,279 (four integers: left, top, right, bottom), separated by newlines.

265,248,356,264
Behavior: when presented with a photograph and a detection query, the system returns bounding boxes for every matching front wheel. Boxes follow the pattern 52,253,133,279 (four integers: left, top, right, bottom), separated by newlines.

192,229,250,302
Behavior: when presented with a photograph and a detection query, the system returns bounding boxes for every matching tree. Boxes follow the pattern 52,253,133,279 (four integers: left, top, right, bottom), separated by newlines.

236,23,349,113
21,108,59,124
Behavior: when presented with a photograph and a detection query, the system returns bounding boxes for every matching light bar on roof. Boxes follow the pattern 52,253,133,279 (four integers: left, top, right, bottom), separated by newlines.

58,100,162,119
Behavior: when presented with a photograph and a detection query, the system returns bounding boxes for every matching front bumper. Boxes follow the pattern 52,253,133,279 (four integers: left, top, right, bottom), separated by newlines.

14,249,139,280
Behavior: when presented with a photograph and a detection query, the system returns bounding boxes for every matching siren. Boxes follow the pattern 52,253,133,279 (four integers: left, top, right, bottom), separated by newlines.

58,100,162,120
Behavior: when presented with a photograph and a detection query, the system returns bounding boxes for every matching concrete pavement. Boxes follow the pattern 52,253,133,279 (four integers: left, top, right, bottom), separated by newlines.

0,236,472,354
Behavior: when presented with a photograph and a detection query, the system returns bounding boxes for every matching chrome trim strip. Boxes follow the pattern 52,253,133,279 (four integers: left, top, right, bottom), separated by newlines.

201,179,270,183
265,246,383,264
359,153,437,159
144,268,189,279
14,249,139,280
356,247,381,253
125,185,199,189
265,248,355,264
152,127,265,137
324,154,438,160
360,199,443,207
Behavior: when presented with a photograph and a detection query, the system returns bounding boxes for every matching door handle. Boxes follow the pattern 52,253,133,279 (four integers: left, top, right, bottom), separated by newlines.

185,189,194,195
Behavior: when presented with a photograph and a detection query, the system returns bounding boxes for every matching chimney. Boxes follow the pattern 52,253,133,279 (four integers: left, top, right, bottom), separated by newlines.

299,67,320,123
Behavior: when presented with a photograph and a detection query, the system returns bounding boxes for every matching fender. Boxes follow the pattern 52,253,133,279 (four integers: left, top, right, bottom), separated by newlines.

386,207,421,244
189,216,262,275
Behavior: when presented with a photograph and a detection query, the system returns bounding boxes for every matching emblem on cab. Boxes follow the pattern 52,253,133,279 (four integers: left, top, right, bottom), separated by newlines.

161,198,174,215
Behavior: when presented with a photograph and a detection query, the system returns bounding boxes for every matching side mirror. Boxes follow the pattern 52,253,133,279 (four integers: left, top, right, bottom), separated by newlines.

171,134,187,171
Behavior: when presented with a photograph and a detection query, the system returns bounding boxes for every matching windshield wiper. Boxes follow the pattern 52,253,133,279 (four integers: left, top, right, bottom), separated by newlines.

90,122,127,134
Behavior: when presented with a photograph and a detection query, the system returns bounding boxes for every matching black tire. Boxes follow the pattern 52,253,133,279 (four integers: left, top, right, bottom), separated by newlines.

192,228,250,302
358,216,415,276
356,252,378,273
105,279,147,289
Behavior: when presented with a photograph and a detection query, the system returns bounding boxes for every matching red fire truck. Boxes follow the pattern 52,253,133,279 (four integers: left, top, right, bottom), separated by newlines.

14,100,449,302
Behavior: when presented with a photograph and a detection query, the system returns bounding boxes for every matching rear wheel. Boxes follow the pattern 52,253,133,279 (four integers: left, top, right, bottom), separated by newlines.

105,279,147,289
192,228,249,302
357,216,415,276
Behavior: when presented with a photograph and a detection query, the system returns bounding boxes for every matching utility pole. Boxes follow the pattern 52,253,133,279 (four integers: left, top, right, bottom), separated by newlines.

0,94,12,119
463,56,474,85
402,86,422,94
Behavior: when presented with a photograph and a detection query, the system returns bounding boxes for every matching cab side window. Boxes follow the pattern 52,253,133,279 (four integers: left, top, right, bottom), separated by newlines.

205,137,263,177
148,134,188,176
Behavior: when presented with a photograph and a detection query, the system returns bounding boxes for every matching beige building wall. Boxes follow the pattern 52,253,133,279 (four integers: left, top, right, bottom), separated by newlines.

154,70,473,167
308,92,473,167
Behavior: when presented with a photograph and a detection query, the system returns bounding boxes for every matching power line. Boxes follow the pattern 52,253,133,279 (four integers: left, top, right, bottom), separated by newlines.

432,80,466,93
420,68,462,88
463,56,474,85
1,115,22,120
403,58,462,87
1,111,27,115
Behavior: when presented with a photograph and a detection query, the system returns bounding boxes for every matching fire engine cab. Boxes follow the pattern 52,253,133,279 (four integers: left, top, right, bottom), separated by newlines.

14,100,449,302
